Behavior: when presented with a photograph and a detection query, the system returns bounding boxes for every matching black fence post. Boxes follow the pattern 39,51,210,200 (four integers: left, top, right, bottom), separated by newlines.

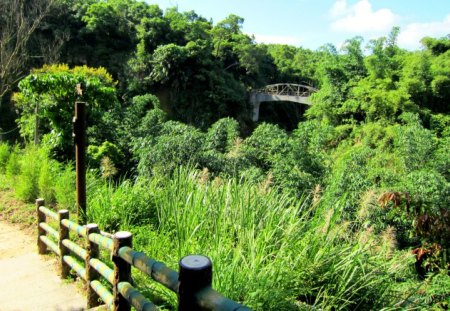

73,101,87,224
36,198,46,254
178,255,213,311
112,231,132,311
58,209,70,278
86,223,101,308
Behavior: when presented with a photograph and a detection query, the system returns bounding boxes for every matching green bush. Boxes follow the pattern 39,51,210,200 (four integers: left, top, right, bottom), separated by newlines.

5,145,21,179
135,121,205,176
15,146,44,202
87,141,124,171
53,163,76,211
0,143,10,173
87,177,157,232
430,113,450,137
205,117,239,153
323,144,374,210
38,156,57,204
242,123,289,170
14,64,120,159
433,136,450,180
393,116,436,173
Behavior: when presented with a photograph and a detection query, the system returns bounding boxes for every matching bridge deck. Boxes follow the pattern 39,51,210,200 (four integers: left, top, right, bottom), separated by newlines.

0,220,86,311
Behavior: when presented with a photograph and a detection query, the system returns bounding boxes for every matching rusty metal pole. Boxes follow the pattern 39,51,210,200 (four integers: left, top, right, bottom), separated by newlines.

73,101,87,224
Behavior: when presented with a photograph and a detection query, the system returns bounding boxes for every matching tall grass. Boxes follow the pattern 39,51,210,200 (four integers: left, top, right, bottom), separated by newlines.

5,145,20,179
38,154,57,204
15,146,44,201
2,145,439,310
53,163,76,211
86,167,409,310
0,142,10,173
152,169,408,310
87,173,158,231
3,145,76,208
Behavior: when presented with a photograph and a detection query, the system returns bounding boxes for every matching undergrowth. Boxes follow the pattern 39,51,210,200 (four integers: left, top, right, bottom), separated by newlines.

1,143,449,310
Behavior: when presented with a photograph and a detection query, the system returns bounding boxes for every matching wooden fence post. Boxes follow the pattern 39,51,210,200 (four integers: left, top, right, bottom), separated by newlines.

178,255,213,311
86,223,101,308
112,231,132,311
58,209,70,278
36,198,46,254
73,101,87,224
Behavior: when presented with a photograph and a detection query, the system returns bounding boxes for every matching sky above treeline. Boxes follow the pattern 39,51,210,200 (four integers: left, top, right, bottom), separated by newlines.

146,0,450,51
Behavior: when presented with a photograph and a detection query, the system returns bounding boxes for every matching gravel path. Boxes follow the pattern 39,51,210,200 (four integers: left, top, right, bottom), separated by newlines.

0,220,86,311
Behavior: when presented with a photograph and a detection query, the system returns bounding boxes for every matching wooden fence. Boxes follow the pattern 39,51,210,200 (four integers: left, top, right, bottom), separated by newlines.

36,198,251,311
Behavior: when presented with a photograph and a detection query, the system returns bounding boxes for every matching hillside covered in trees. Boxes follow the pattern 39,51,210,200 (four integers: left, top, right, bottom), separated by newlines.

0,0,449,309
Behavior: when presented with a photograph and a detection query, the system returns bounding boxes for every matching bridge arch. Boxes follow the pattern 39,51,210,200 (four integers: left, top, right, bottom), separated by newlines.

250,83,317,122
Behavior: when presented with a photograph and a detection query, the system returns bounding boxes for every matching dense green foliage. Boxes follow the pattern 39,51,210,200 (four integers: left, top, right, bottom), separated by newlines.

14,64,119,159
2,145,450,309
1,0,449,309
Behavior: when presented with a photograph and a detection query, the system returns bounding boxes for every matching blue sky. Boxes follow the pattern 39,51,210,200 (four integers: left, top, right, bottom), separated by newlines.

146,0,450,51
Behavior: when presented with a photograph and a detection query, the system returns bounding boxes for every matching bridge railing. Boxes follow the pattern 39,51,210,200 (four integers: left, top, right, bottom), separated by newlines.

36,198,250,311
255,83,317,97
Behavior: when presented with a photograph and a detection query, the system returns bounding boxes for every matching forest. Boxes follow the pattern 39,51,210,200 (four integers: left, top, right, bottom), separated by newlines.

0,0,449,309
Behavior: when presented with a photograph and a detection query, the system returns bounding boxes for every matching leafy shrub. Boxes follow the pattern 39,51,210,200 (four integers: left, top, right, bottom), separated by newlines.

16,146,44,202
88,141,124,170
431,75,450,101
403,169,449,216
205,117,239,153
53,163,76,211
393,116,436,173
135,121,204,176
429,113,450,137
271,159,315,196
242,123,289,170
134,108,167,139
130,108,167,168
38,155,58,204
269,121,329,197
323,145,374,210
14,64,120,159
5,145,21,179
116,95,162,167
87,177,157,231
403,271,450,308
0,143,10,173
433,136,450,180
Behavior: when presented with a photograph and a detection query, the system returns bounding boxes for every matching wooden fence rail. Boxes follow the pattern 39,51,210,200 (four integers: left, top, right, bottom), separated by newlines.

36,198,250,311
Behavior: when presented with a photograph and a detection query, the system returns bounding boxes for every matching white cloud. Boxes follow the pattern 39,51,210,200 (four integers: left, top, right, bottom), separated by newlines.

251,34,303,46
330,0,347,18
330,0,398,33
398,14,450,49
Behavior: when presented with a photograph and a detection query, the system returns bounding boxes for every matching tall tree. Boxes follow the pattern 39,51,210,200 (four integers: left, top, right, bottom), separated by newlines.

0,0,55,105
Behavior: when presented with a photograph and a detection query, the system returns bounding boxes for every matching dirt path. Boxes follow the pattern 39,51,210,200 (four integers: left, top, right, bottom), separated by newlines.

0,220,86,311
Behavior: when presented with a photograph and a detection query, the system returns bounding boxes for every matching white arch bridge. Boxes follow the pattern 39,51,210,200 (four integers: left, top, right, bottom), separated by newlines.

250,83,317,121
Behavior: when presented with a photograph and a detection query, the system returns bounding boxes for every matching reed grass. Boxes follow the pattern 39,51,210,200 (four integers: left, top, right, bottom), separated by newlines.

2,145,443,310
86,167,409,310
